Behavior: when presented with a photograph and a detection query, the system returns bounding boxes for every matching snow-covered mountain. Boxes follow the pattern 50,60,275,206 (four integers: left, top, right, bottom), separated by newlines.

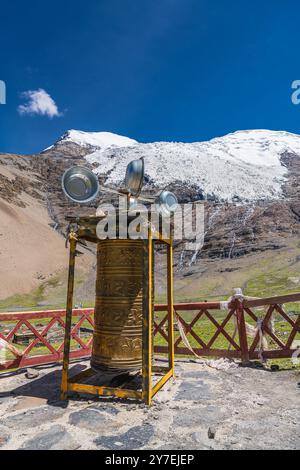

2,128,300,303
43,127,300,204
45,130,137,152
78,129,300,203
38,127,300,262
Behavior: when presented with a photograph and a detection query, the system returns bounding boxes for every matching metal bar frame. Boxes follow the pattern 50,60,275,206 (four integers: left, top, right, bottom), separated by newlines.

60,229,175,405
141,229,175,405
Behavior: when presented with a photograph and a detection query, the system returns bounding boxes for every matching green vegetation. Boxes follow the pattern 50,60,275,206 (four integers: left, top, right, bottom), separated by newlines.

0,270,92,312
0,284,46,311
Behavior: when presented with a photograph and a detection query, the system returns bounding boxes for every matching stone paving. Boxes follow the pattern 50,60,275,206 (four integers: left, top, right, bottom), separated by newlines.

0,359,299,450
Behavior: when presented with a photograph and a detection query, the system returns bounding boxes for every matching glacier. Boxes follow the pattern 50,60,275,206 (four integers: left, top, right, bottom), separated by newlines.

55,129,300,202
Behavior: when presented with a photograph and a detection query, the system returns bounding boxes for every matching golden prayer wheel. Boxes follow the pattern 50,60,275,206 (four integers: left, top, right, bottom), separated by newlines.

91,238,154,372
60,161,175,404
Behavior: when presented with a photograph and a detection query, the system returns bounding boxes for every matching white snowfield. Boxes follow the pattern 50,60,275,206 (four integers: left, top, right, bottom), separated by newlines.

58,129,300,202
61,130,138,150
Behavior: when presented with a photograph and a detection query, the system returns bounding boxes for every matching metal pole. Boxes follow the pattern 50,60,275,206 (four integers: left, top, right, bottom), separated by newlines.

142,229,153,405
61,234,77,400
147,232,153,404
167,236,175,375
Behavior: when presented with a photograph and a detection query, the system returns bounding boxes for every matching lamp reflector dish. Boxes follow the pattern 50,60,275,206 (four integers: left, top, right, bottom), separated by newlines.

156,191,178,216
62,166,99,203
125,158,144,197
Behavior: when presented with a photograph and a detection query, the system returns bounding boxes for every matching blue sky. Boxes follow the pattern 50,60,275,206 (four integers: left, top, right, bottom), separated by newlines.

1,0,300,154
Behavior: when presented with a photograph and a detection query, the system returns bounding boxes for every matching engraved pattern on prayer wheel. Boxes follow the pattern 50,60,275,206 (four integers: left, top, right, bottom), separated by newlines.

91,239,153,372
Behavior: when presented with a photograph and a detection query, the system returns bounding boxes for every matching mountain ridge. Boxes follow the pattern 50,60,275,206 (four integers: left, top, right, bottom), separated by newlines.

47,128,300,203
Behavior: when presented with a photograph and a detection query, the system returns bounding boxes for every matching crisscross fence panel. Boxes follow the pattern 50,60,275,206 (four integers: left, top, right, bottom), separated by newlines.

242,294,300,360
154,294,300,362
154,301,244,359
0,309,94,371
0,293,300,372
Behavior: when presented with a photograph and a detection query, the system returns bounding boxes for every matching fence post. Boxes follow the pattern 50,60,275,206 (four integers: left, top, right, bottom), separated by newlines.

235,299,250,364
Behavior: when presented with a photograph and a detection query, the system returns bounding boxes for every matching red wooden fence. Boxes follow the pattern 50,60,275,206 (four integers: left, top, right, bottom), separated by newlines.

0,293,299,372
0,309,94,371
155,295,300,361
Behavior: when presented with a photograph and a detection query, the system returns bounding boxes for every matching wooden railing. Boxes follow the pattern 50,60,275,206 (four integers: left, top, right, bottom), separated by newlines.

0,309,94,371
0,293,299,371
155,295,300,361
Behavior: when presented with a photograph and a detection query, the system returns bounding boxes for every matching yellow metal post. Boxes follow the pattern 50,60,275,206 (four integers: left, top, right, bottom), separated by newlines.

147,231,153,404
61,234,77,400
167,236,175,376
142,228,153,405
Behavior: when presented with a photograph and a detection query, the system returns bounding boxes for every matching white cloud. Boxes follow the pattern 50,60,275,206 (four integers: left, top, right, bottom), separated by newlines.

18,88,62,118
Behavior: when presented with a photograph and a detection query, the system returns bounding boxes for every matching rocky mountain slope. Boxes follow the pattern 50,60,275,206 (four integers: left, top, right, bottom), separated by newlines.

42,129,300,259
1,129,300,306
0,152,67,301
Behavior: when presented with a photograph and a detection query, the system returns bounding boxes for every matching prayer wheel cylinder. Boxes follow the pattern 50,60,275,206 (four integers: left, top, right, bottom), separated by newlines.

91,239,153,372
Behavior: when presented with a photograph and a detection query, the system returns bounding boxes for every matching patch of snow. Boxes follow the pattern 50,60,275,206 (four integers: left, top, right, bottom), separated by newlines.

86,129,300,202
45,130,138,152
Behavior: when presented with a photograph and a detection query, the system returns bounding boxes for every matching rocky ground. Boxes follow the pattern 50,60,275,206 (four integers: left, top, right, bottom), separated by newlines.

0,359,299,450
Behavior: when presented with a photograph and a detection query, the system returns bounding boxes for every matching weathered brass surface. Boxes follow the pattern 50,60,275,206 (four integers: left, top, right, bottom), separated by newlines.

91,239,153,372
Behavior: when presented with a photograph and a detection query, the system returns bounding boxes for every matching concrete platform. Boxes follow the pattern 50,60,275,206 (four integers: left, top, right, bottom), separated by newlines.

0,359,299,450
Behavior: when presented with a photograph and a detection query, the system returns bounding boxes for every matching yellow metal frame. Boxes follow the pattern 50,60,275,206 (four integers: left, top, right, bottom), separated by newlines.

61,228,175,405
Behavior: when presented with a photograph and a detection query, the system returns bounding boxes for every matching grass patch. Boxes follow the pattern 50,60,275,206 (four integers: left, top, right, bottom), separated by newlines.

0,284,46,311
0,271,89,312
